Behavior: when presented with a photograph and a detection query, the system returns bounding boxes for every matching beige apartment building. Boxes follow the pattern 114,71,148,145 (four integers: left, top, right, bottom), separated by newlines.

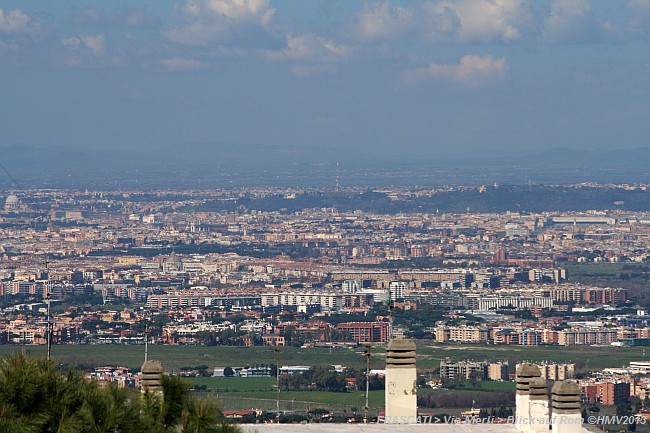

556,328,618,345
529,363,575,380
435,325,491,343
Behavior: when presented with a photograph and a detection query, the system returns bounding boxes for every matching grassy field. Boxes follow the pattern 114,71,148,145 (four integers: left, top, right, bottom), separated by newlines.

415,380,515,393
0,345,371,371
187,377,513,413
564,263,630,276
211,389,384,408
563,262,650,307
0,342,642,373
185,377,384,412
190,376,277,391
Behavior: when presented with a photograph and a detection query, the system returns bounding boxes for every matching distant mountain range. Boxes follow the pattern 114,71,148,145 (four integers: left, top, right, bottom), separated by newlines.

0,144,647,189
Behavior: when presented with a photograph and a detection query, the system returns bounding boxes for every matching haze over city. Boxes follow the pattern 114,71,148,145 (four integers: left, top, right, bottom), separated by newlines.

4,3,650,430
1,0,649,187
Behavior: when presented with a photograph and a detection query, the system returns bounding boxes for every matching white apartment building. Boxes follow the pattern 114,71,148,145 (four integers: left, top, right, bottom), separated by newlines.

261,292,343,310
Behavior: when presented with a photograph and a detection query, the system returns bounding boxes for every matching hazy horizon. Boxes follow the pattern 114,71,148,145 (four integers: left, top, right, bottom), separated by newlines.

1,0,649,188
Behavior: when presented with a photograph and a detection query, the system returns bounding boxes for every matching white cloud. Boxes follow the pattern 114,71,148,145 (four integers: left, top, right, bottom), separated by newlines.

352,1,414,42
81,34,106,56
161,57,210,70
542,0,609,44
626,0,650,34
60,37,81,49
419,4,461,42
348,0,531,44
267,33,351,62
58,34,112,67
0,40,19,51
61,35,106,56
628,0,650,12
425,0,531,42
166,0,277,46
0,8,34,33
200,0,273,21
403,54,508,86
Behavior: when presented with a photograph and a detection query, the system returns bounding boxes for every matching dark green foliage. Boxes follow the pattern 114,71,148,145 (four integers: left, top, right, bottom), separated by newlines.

417,389,515,409
0,353,238,433
279,366,347,392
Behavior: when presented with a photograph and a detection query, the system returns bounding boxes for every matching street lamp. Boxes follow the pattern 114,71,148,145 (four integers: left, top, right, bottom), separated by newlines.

364,345,371,423
46,291,51,361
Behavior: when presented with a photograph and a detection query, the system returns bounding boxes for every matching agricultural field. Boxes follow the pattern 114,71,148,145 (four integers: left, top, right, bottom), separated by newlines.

564,262,650,307
185,376,384,412
186,377,514,413
0,342,640,373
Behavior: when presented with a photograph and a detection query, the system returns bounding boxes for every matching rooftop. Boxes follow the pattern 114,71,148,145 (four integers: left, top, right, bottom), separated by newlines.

241,425,520,433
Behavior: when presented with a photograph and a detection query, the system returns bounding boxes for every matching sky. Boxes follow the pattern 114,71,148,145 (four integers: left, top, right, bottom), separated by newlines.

0,0,649,173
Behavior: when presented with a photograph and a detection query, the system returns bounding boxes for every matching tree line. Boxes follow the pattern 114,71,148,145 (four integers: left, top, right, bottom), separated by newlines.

0,353,239,433
279,366,384,393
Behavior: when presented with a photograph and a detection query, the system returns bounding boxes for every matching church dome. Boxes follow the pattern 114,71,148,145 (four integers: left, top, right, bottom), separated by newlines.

5,194,19,210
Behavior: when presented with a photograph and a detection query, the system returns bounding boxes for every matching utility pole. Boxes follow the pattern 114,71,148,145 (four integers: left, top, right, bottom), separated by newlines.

274,347,281,423
386,288,394,340
364,345,371,423
43,258,52,361
144,312,149,363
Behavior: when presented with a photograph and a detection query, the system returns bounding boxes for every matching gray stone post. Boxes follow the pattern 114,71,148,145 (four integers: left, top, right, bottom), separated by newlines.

551,380,582,433
385,338,417,423
516,363,541,432
529,377,549,433
141,360,164,395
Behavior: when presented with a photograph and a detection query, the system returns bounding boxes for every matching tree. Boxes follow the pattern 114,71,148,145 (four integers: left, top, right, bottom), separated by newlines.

616,402,633,417
0,353,239,433
223,367,235,377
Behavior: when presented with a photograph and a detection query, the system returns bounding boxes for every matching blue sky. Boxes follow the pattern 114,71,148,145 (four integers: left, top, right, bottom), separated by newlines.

0,0,649,168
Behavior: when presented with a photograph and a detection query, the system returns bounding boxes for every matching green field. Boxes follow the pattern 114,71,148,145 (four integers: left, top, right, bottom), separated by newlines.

184,376,384,412
189,376,277,391
0,345,371,371
212,389,384,410
0,342,642,373
186,377,513,413
564,263,630,276
414,380,515,393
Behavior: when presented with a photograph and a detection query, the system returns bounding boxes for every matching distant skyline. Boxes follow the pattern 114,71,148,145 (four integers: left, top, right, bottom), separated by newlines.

1,0,649,172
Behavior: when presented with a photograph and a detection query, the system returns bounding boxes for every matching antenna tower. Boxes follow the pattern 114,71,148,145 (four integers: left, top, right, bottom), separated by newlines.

335,163,340,192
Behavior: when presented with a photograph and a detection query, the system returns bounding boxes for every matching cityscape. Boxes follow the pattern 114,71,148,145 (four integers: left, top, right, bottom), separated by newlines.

2,0,650,431
1,184,650,430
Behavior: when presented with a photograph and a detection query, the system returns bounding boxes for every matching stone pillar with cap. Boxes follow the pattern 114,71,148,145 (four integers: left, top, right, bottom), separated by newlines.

516,363,541,432
551,380,582,433
528,377,549,433
141,360,164,395
385,338,417,423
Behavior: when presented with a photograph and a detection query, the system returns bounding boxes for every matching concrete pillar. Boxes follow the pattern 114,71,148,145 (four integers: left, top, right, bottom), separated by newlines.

551,380,582,433
515,363,541,432
385,338,417,423
141,360,164,394
528,377,549,433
